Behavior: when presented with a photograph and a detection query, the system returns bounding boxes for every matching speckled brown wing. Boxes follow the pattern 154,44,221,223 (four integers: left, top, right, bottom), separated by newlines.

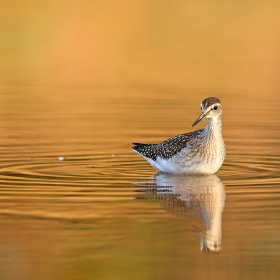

131,129,203,161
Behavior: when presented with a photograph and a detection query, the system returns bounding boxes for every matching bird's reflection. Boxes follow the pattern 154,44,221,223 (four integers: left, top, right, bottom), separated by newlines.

136,173,225,252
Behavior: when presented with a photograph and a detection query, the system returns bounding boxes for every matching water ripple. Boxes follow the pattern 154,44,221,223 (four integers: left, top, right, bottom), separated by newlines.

0,151,279,221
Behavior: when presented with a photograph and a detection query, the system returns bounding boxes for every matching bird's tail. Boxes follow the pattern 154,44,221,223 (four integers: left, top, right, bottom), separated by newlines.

131,142,155,152
132,142,152,146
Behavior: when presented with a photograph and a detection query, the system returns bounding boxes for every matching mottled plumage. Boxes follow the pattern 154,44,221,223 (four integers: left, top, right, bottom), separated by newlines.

131,97,225,175
132,130,203,161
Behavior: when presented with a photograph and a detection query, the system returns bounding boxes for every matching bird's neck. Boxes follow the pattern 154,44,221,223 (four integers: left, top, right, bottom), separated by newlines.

204,115,222,135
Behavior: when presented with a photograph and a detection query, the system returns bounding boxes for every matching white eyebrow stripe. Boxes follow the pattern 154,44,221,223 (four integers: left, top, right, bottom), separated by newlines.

204,107,212,114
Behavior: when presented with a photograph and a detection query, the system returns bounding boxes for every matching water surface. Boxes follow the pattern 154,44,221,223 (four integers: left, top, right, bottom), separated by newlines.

0,87,279,280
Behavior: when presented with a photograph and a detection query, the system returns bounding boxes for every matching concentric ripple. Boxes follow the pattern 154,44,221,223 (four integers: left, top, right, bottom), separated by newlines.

0,149,279,222
220,153,280,186
0,151,165,220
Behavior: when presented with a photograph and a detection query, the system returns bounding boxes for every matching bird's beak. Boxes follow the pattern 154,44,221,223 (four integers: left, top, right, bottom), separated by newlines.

192,111,206,127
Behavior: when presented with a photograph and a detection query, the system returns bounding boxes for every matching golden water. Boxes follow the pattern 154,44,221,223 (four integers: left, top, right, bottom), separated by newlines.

1,1,280,279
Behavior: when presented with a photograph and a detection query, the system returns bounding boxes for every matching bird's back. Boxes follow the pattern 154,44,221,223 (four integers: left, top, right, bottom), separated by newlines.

131,129,203,161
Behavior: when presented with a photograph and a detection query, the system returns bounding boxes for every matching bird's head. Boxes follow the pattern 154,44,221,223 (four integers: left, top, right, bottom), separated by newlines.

192,97,222,127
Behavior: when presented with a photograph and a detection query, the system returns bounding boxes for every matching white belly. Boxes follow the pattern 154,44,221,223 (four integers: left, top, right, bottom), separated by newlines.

145,144,225,175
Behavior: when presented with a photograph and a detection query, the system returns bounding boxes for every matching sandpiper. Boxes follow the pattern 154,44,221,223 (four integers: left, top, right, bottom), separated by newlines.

131,97,225,175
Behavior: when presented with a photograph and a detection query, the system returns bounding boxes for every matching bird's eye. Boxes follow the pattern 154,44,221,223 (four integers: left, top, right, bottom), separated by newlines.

213,105,218,110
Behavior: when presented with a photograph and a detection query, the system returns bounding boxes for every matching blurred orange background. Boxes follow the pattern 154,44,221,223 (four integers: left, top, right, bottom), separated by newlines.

1,0,280,94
